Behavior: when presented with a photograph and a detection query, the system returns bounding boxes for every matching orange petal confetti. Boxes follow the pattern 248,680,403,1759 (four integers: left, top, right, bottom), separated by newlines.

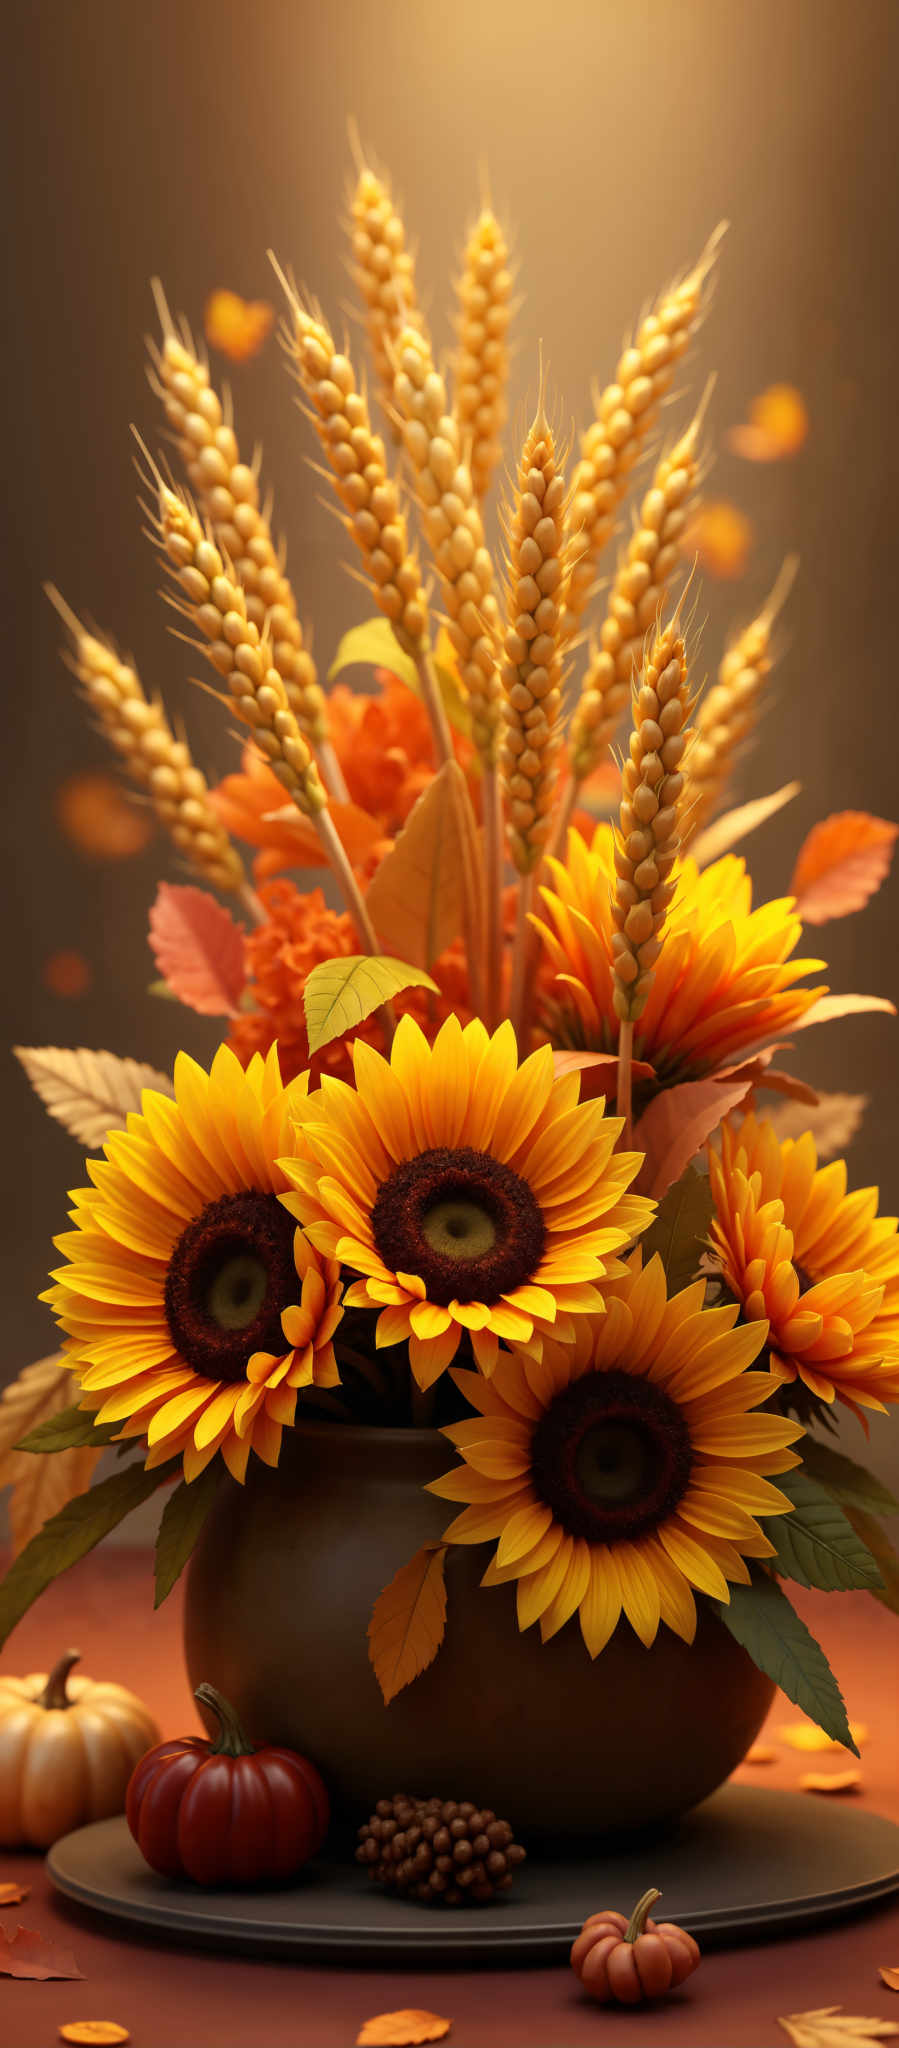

791,811,898,925
43,950,92,998
356,2014,451,2047
799,1770,862,1795
59,2028,131,2046
728,383,809,461
682,500,752,580
777,1721,869,1752
880,1972,899,1994
0,1883,29,1905
744,1743,777,1764
56,773,154,860
204,289,274,363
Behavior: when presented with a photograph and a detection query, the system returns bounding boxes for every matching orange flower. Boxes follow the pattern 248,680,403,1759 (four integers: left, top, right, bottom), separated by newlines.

212,744,381,883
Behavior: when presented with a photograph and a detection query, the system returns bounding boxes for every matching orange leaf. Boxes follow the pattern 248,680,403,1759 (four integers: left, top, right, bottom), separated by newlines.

791,812,898,925
356,2012,451,2047
552,1050,655,1103
148,883,246,1017
368,1545,448,1705
681,500,752,580
0,1925,84,1979
799,1769,862,1794
690,782,801,868
633,1066,762,1199
879,1972,899,1994
728,384,809,461
204,289,274,363
59,2027,131,2046
0,1883,29,1906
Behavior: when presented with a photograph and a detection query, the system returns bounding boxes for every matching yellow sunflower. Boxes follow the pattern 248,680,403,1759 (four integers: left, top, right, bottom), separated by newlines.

279,1014,653,1388
42,1044,343,1482
427,1254,803,1652
534,824,826,1084
708,1112,899,1417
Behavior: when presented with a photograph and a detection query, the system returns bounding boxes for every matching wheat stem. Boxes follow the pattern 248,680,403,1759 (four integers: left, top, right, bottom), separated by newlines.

452,205,513,503
313,807,395,1047
616,1017,634,1146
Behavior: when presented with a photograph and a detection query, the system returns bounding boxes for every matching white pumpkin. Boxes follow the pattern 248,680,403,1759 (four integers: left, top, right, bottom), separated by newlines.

0,1647,160,1847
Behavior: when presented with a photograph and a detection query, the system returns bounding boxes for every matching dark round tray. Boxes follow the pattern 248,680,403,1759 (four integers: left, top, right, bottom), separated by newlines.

48,1787,899,1964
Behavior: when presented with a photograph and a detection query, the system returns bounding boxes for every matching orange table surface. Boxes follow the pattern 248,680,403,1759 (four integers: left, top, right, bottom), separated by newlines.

1,1550,898,2048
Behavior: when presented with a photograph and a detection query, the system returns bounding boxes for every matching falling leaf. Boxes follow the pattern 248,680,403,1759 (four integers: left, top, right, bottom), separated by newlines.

14,1046,174,1149
148,882,246,1017
879,1973,899,1995
59,2026,131,2046
778,2007,898,2047
0,1884,29,1906
303,955,438,1056
356,2012,451,2047
366,762,478,968
204,289,274,362
777,1721,869,1753
765,1093,867,1159
43,950,92,997
56,772,153,859
368,1544,448,1705
800,1770,862,1794
729,383,809,461
690,782,801,867
791,812,898,925
744,1744,777,1764
682,500,752,580
0,1925,84,1980
634,1067,763,1198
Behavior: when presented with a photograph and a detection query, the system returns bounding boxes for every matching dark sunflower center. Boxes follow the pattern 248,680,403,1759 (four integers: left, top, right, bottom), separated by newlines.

530,1369,693,1543
371,1147,546,1307
164,1192,297,1381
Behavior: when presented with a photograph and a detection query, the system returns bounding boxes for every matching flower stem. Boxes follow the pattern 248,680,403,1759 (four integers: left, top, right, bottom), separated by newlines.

446,761,486,1021
239,881,268,928
483,763,504,1027
414,648,454,769
40,1649,81,1711
313,806,395,1046
509,869,536,1050
316,735,350,805
625,1887,662,1943
616,1017,634,1149
195,1682,256,1757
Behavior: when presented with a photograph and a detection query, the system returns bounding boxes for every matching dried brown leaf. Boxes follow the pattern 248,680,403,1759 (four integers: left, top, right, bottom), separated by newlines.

792,812,898,925
356,2013,451,2047
0,1925,84,1980
0,1355,103,1558
14,1046,173,1149
0,1883,30,1906
799,1769,862,1794
778,2008,899,2048
368,1545,447,1705
765,1093,867,1159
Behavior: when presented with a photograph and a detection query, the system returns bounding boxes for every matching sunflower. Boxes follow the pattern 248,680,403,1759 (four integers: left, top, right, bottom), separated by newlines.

427,1254,803,1652
534,824,826,1086
42,1044,344,1482
708,1112,899,1417
279,1014,653,1388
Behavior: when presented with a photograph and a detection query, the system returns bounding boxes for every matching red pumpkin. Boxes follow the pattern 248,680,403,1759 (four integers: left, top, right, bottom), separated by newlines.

126,1683,329,1886
571,1886,701,2005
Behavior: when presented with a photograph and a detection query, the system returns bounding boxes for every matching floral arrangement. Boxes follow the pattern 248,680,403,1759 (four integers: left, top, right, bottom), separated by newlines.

2,147,898,1755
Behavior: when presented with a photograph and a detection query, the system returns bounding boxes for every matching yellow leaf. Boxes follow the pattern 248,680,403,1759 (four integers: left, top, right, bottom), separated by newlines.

328,619,470,737
791,812,898,925
14,1047,174,1149
0,1357,71,1468
690,782,801,867
778,2008,899,2048
302,956,438,1057
0,1357,103,1558
356,2010,451,2046
366,762,479,968
799,1770,862,1794
368,1544,448,1705
765,1094,867,1161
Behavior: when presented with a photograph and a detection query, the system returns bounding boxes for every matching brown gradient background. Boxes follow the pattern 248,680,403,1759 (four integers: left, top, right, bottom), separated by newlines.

2,0,898,1503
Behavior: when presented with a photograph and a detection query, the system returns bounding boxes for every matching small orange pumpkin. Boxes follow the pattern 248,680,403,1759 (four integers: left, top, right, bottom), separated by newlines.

571,1886,701,2005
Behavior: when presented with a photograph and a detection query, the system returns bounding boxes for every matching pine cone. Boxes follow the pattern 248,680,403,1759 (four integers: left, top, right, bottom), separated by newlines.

356,1794,527,1906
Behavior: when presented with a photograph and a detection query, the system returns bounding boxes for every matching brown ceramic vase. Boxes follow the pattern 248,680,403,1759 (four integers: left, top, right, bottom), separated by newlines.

184,1420,774,1838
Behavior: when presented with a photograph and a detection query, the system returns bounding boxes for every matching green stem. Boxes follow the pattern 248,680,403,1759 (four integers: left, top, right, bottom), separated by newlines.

194,1682,256,1757
40,1648,81,1711
625,1886,662,1942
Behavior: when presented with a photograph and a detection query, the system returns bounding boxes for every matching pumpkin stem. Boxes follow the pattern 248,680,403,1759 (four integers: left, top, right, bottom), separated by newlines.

194,1682,256,1758
40,1649,82,1711
625,1886,662,1943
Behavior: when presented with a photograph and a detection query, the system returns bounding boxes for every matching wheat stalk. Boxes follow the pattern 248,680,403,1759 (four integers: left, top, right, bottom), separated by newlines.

563,225,725,641
612,608,696,1136
348,162,423,424
147,286,347,803
453,204,513,503
46,586,247,898
682,555,798,847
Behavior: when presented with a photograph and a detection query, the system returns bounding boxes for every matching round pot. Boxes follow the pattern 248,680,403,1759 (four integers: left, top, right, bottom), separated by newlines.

184,1421,774,1839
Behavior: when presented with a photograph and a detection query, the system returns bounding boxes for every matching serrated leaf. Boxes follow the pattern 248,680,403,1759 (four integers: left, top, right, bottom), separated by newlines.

778,2009,899,2048
368,1544,448,1704
14,1046,174,1149
800,1439,899,1516
765,1092,867,1159
148,882,246,1016
16,1404,123,1455
716,1574,857,1752
328,616,470,737
154,1463,224,1607
365,760,477,968
303,955,438,1056
0,1458,177,1649
791,811,898,925
691,780,801,867
766,1469,883,1592
840,1507,899,1616
0,1361,107,1559
638,1164,715,1292
0,1357,72,1467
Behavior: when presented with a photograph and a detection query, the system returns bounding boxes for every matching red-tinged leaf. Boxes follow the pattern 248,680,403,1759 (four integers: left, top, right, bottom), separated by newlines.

552,1050,655,1103
690,781,801,867
148,883,246,1017
793,994,896,1031
368,1544,447,1705
356,2013,451,2047
0,1925,84,1979
792,812,898,925
634,1069,760,1198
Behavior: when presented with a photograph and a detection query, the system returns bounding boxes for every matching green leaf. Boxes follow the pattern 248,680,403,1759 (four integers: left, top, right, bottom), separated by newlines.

716,1573,858,1753
638,1164,715,1293
154,1463,224,1608
767,1469,884,1592
16,1405,124,1456
0,1459,178,1651
303,955,438,1056
327,618,470,737
840,1506,899,1616
799,1437,899,1516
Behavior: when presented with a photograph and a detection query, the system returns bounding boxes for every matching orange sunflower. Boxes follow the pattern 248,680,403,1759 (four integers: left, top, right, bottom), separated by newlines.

279,1014,653,1387
708,1112,899,1417
534,824,826,1085
42,1045,343,1481
428,1254,802,1651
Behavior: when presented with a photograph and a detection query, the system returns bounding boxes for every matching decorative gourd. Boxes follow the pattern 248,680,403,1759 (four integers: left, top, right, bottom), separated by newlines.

571,1887,701,2005
126,1681,329,1885
0,1648,160,1849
